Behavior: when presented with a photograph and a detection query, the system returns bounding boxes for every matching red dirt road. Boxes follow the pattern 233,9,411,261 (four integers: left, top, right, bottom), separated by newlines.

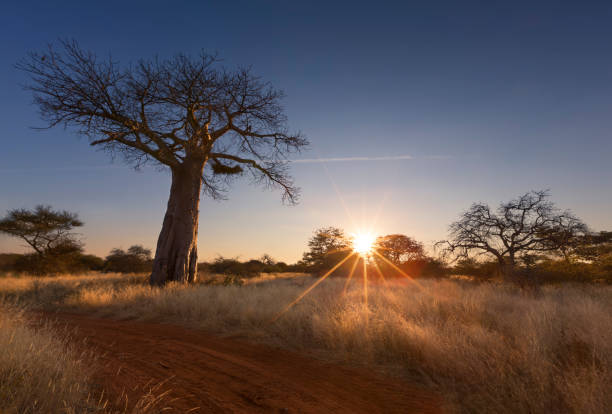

40,312,442,413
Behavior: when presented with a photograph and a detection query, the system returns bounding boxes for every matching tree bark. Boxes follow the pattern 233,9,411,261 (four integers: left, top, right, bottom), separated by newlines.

150,159,205,285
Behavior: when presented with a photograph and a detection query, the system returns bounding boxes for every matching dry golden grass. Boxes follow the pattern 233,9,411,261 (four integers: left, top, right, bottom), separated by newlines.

0,288,174,413
1,272,611,413
0,303,104,413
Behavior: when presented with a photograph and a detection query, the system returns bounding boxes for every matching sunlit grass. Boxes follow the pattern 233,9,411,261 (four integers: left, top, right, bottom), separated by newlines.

1,273,611,413
0,303,102,413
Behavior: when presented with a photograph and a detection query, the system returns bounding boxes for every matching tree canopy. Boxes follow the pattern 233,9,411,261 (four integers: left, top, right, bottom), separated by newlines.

438,190,587,277
0,205,83,255
375,234,425,265
104,245,153,273
301,226,350,269
17,40,307,201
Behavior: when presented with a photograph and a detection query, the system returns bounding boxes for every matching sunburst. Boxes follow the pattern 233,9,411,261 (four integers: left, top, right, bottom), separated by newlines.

271,172,423,323
352,232,376,256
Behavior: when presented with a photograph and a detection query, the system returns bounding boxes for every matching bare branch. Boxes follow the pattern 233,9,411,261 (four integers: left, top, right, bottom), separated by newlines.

439,191,587,272
209,152,299,203
17,41,308,201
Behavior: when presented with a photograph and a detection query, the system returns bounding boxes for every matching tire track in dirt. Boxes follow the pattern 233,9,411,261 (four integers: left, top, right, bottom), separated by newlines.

39,312,442,413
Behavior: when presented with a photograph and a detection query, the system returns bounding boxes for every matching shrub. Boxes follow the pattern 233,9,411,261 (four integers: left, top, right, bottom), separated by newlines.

104,245,152,273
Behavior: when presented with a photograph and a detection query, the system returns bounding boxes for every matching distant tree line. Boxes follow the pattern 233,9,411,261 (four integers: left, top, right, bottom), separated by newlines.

297,191,610,285
298,227,447,281
0,205,300,276
0,205,154,275
450,231,611,284
1,191,610,284
198,254,304,278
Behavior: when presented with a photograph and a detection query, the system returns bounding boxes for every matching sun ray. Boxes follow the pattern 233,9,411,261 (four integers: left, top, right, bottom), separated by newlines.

272,251,356,322
362,257,368,307
321,162,358,230
352,231,376,256
343,253,361,294
368,190,391,231
370,257,388,287
373,250,423,290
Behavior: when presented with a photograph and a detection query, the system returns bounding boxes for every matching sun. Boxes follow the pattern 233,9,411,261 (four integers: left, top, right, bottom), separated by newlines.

352,232,376,256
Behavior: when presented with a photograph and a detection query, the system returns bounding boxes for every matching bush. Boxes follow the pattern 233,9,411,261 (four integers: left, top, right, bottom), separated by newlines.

0,252,105,276
204,256,299,277
452,258,498,280
104,245,152,273
78,254,105,271
526,259,611,284
11,241,85,276
207,257,261,277
0,254,21,274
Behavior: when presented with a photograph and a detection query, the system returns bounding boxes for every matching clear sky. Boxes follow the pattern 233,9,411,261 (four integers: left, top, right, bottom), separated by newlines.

1,1,611,263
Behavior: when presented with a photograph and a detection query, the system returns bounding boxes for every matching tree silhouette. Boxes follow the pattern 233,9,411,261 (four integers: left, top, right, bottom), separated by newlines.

0,205,83,256
104,245,152,273
18,40,308,285
259,254,276,266
301,227,350,271
374,234,424,265
438,190,587,279
0,205,85,274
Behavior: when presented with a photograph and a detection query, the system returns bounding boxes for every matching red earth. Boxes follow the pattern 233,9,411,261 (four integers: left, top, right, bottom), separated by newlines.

37,312,442,413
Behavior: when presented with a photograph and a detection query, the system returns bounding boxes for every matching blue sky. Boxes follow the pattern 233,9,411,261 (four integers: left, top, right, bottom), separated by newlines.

1,1,611,262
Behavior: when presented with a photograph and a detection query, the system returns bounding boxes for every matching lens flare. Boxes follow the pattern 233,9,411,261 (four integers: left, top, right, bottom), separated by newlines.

352,232,376,256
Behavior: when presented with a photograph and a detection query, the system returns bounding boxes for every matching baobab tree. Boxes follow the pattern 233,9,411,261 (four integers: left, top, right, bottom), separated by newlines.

437,190,587,280
18,40,308,285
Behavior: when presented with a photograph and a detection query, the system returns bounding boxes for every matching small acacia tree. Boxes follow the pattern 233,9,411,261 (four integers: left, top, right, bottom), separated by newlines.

438,190,587,280
374,234,424,265
0,205,84,274
0,205,83,256
18,40,307,285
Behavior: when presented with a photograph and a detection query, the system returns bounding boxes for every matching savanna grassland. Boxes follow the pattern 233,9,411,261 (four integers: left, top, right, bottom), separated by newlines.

1,272,611,413
0,299,167,413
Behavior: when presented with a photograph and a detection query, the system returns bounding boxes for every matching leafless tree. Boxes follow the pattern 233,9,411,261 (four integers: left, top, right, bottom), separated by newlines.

437,190,587,279
374,234,424,264
17,40,308,285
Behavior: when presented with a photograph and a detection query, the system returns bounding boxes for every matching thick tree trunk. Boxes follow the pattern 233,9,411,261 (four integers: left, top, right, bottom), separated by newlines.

150,160,205,285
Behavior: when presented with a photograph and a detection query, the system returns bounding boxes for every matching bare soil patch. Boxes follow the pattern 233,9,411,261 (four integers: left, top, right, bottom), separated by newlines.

37,312,442,413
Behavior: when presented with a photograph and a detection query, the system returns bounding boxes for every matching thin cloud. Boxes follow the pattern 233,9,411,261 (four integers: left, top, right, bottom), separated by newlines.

292,155,415,163
422,155,453,160
291,154,452,163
